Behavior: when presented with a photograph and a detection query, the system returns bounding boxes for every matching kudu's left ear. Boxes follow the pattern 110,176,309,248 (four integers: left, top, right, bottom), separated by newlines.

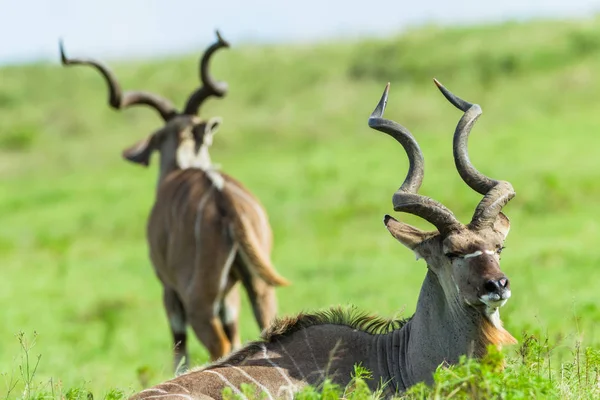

494,212,511,239
203,117,222,147
122,134,156,166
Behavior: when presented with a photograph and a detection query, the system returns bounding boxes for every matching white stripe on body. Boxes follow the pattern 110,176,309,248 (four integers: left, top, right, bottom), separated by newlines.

170,183,189,236
276,340,307,381
260,343,296,391
139,389,167,394
194,187,216,260
219,242,239,292
213,242,239,316
204,370,248,400
303,329,325,380
224,364,274,400
159,382,191,393
185,187,215,296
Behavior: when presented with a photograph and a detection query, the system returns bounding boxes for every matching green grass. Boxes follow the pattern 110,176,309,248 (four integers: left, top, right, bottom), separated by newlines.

2,15,600,398
5,333,599,399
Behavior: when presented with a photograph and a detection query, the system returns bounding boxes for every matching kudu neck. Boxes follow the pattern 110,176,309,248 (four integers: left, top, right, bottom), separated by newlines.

411,268,492,355
155,147,215,191
373,268,510,393
156,158,179,190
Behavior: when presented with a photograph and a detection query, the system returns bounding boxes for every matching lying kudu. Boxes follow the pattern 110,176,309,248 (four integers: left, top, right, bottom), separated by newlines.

60,32,289,371
129,80,517,399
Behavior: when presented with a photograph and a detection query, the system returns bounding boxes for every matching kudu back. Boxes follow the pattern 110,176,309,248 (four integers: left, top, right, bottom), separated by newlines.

60,31,289,371
128,80,517,399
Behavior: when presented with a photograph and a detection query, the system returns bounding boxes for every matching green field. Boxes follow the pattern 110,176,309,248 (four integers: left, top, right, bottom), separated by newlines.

1,16,600,398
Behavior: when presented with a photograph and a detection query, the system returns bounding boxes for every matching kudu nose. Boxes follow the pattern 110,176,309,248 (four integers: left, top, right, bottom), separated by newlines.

484,277,510,294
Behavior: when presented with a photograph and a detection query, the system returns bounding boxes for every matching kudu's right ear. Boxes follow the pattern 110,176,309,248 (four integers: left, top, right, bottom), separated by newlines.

384,214,436,256
203,116,222,147
493,212,511,239
122,134,156,166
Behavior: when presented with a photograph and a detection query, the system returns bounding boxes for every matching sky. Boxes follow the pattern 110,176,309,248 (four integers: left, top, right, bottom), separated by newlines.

1,0,599,65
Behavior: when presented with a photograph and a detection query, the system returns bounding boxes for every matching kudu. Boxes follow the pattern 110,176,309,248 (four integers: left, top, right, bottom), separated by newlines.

129,80,517,399
60,32,289,370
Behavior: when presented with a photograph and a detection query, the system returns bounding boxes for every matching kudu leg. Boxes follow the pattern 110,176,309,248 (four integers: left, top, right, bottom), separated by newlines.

187,306,231,361
163,287,188,372
236,258,277,330
184,221,240,361
249,282,277,330
219,283,241,350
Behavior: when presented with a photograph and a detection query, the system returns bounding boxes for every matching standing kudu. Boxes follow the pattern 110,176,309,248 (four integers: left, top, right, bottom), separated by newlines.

129,80,516,399
60,32,289,371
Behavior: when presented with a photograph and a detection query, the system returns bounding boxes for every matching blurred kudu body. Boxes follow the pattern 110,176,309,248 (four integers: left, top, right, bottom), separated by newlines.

60,32,289,370
129,80,517,399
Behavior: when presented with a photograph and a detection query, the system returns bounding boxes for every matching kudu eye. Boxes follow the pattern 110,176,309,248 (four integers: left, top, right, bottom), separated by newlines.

445,252,460,261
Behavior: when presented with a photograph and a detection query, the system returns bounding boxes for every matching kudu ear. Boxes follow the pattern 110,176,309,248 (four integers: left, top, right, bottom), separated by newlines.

122,134,156,166
493,212,511,239
203,116,222,147
384,215,436,257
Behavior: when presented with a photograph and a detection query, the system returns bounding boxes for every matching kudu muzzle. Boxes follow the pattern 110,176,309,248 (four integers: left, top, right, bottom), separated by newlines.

468,254,511,305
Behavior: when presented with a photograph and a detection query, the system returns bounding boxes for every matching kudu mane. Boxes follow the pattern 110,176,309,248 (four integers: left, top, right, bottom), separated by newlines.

204,306,412,369
263,306,411,340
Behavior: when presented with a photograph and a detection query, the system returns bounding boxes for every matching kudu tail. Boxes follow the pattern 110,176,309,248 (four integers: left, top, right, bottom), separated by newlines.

217,185,290,287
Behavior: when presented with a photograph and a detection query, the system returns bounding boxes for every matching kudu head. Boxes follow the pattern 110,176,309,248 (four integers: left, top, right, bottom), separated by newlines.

369,81,515,323
60,31,229,178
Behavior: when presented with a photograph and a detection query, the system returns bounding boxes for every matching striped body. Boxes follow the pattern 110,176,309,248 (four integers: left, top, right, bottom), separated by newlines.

149,169,273,290
130,268,515,399
148,168,284,366
132,323,379,400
